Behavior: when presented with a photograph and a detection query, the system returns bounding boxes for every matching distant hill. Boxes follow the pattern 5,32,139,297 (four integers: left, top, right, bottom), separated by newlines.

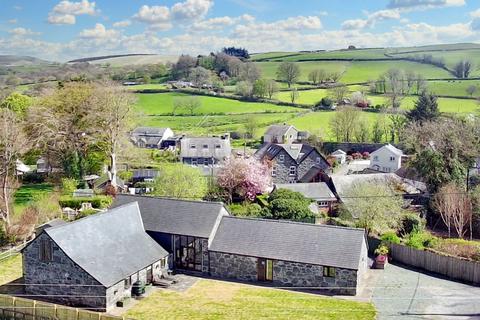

68,54,178,66
0,55,52,67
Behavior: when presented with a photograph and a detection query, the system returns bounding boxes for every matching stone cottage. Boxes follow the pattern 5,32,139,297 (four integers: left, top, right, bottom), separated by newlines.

255,143,331,184
263,125,299,144
209,216,368,295
22,202,169,311
180,135,231,172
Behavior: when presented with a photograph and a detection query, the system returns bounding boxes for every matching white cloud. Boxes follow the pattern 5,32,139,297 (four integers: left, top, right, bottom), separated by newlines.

470,9,480,18
48,0,97,25
342,9,401,30
47,14,76,25
8,27,41,36
132,5,171,30
388,0,465,10
8,19,18,24
113,20,131,28
79,23,118,39
171,0,214,21
13,5,22,10
192,15,254,31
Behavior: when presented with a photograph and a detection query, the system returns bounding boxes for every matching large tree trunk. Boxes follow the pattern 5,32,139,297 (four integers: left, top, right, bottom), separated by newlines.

1,170,11,228
110,152,117,188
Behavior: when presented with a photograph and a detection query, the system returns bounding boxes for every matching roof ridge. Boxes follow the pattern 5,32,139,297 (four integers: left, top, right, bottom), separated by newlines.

221,215,365,232
45,202,138,232
116,194,225,206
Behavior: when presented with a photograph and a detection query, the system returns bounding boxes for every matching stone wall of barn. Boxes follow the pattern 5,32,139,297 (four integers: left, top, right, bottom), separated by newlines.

23,233,107,310
208,251,358,295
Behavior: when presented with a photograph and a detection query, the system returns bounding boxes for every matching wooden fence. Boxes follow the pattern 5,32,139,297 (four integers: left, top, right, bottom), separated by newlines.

368,236,480,285
0,295,130,320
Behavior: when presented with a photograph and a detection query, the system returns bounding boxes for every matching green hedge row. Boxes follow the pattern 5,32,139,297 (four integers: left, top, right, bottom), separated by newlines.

59,195,113,209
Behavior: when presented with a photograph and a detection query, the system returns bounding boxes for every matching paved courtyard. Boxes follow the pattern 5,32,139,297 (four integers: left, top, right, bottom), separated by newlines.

372,263,480,320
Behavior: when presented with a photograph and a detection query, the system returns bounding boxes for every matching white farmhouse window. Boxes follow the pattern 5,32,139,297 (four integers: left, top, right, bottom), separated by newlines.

316,157,321,164
289,166,296,176
390,156,395,162
318,201,329,207
272,165,277,177
279,155,285,162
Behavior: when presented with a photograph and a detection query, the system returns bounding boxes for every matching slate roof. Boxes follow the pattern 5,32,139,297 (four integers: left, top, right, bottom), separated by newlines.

132,127,169,136
133,169,160,179
209,216,366,270
180,137,231,160
372,144,403,156
255,143,326,165
264,125,295,137
43,202,168,287
275,183,336,201
112,195,228,238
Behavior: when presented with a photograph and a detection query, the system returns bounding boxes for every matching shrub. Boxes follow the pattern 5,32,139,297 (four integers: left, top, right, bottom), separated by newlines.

405,231,438,250
76,209,98,220
118,171,133,182
228,203,268,218
362,152,370,160
22,172,45,184
58,195,112,209
351,152,362,160
400,213,425,235
230,131,242,140
61,178,78,196
433,238,480,261
375,245,389,256
381,231,401,244
321,97,333,107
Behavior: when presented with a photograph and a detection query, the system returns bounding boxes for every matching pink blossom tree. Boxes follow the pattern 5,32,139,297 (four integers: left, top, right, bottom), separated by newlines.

217,157,271,203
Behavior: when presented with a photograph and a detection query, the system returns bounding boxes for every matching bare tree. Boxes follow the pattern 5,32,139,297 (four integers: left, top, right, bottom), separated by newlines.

89,82,137,188
188,66,211,88
276,62,300,88
0,109,28,228
173,96,202,115
290,87,299,103
467,85,478,97
329,72,342,83
328,85,349,104
265,79,279,99
329,106,361,142
239,62,261,83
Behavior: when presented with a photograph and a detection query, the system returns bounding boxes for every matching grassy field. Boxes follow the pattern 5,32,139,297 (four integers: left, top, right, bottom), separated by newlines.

136,92,300,115
256,61,451,84
14,183,54,215
88,54,178,66
427,80,480,97
126,279,376,320
0,254,22,286
277,89,329,105
126,84,169,91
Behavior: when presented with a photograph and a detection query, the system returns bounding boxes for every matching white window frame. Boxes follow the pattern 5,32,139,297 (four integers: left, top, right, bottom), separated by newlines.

316,157,321,164
390,156,396,162
278,154,285,163
289,166,296,176
318,201,329,207
191,159,198,166
272,165,277,177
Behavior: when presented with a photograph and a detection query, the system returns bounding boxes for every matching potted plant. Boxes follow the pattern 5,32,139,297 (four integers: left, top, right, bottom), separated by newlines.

374,245,389,269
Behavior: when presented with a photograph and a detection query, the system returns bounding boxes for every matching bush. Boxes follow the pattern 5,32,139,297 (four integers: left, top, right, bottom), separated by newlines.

380,231,401,244
405,231,438,250
22,172,45,184
118,171,133,182
433,238,480,261
351,152,362,160
362,152,370,160
228,203,268,218
61,178,78,195
230,131,242,140
400,213,425,235
58,195,113,209
75,209,98,220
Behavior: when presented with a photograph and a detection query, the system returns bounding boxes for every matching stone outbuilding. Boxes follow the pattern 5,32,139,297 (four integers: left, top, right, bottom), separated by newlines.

22,202,169,311
208,216,368,295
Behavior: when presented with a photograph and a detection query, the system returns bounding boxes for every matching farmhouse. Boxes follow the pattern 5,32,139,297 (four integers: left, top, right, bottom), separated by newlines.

180,135,231,168
263,124,299,144
24,195,368,311
370,144,403,173
255,143,331,184
130,127,174,149
23,203,169,311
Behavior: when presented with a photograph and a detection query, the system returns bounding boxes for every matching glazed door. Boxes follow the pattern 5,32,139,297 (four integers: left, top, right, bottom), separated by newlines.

257,258,266,281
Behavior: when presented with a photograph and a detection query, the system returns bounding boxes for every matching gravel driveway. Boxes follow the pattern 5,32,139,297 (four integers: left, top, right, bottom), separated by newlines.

372,263,480,320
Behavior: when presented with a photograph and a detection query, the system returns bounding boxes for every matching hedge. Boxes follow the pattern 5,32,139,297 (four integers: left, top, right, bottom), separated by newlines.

58,195,113,209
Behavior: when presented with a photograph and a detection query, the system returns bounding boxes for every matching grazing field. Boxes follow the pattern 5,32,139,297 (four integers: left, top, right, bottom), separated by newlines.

125,84,169,91
136,92,300,115
277,89,329,105
0,254,22,286
126,279,376,320
427,80,480,97
271,48,392,61
256,61,451,84
88,54,178,66
14,183,54,215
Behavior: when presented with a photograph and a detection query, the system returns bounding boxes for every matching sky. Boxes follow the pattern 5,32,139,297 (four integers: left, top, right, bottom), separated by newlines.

0,0,480,61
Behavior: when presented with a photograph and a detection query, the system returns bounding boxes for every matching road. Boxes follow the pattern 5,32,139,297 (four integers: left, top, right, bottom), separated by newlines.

372,263,480,320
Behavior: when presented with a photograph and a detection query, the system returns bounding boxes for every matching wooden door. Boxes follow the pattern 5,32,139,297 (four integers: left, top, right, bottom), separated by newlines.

146,266,153,284
257,258,266,281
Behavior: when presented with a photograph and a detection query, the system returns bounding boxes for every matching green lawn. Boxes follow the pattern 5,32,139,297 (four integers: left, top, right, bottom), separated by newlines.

427,80,480,97
0,254,22,285
136,92,300,115
126,279,375,320
126,84,168,91
14,183,54,215
277,89,329,105
256,61,451,84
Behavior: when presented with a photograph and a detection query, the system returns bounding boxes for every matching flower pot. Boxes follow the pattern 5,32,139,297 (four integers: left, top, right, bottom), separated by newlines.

375,254,388,269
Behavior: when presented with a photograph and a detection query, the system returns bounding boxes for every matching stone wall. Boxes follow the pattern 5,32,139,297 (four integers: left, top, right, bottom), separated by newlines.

23,233,107,310
297,150,330,179
272,150,298,184
209,251,358,295
209,252,257,282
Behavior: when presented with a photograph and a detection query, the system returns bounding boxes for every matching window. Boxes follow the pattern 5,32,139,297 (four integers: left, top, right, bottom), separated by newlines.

272,165,277,177
318,201,328,207
390,156,396,162
39,239,53,262
215,144,221,149
124,277,131,289
203,144,209,149
190,145,196,149
278,154,285,162
191,159,198,166
160,258,166,269
323,266,336,278
204,158,209,166
266,259,273,281
373,156,379,161
289,166,296,176
316,157,321,164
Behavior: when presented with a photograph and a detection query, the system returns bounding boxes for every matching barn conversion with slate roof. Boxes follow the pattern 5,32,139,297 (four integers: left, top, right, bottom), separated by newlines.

180,135,231,168
209,216,368,294
24,195,368,310
130,127,174,149
22,202,169,311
